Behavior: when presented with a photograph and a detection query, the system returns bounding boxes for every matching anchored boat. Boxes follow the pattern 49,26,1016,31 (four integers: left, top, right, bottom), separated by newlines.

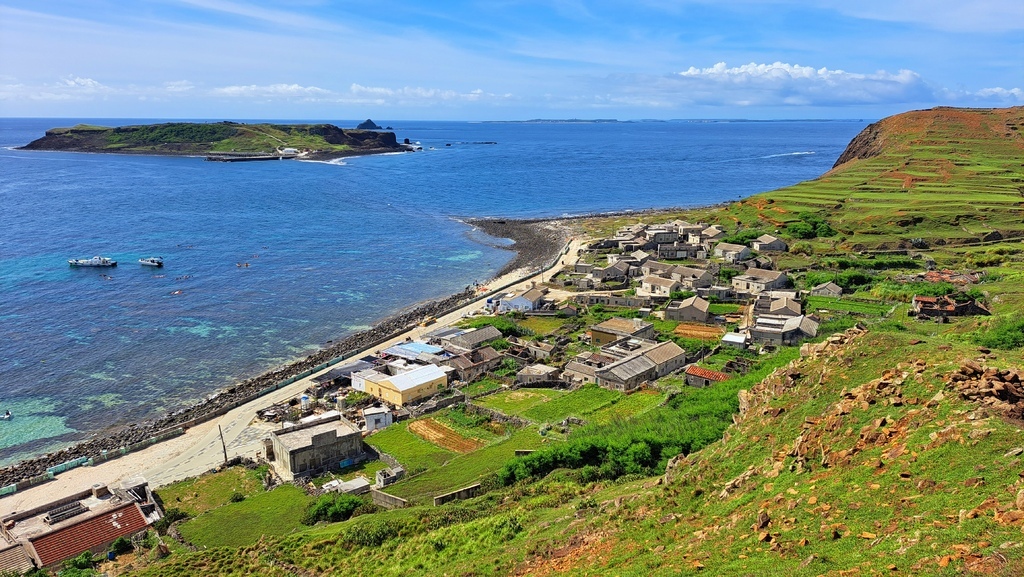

139,256,164,267
68,256,117,267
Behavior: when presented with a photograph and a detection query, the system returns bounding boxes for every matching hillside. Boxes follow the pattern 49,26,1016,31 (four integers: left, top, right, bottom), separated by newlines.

18,122,407,159
87,107,1024,577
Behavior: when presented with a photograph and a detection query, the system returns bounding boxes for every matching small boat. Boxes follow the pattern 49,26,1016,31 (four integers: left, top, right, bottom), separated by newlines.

1,410,10,421
68,256,117,267
139,257,164,267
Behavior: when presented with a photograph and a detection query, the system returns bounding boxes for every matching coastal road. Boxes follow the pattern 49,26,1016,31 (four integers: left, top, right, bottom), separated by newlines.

0,235,588,514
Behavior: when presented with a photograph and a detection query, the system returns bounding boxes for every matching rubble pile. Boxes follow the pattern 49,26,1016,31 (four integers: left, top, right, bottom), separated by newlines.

946,361,1024,419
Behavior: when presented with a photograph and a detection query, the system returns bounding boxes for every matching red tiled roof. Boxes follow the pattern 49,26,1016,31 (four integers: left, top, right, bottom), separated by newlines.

685,365,730,382
29,502,149,567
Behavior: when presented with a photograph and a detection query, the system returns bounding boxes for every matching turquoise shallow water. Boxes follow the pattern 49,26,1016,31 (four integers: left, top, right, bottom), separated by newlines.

0,118,867,465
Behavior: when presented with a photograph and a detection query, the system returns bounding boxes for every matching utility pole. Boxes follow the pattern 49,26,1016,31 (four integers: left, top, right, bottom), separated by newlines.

218,425,228,465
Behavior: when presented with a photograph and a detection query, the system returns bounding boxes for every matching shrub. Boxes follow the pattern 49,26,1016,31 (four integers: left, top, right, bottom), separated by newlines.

343,518,399,547
228,492,245,503
108,536,133,555
974,317,1024,350
302,493,364,525
152,507,190,535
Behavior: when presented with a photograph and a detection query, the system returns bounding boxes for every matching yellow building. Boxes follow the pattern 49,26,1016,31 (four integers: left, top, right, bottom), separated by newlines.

360,364,447,407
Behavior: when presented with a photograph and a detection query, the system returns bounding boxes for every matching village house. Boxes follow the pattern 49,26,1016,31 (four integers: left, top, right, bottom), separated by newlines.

721,331,749,349
562,351,620,384
732,267,789,294
516,363,561,384
362,406,393,432
352,363,448,406
590,317,656,346
497,287,547,313
594,340,686,391
579,294,652,309
665,295,711,323
690,225,726,246
641,260,675,277
443,346,503,382
684,365,731,388
697,285,736,301
596,355,657,391
749,315,820,346
809,281,843,297
267,412,365,480
670,265,714,289
641,274,681,297
1,479,161,570
753,293,802,317
751,234,788,252
509,337,555,360
713,242,752,263
655,242,706,260
574,262,595,274
643,228,678,245
911,294,990,318
441,325,504,351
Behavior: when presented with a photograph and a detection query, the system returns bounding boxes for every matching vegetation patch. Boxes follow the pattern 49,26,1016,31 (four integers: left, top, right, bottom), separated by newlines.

364,421,456,472
476,388,565,417
177,484,309,548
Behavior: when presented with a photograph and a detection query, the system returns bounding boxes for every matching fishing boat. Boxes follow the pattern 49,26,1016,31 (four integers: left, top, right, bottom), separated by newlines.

139,256,164,267
68,256,117,267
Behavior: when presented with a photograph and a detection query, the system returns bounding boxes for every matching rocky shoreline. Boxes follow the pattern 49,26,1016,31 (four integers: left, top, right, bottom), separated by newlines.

0,219,571,488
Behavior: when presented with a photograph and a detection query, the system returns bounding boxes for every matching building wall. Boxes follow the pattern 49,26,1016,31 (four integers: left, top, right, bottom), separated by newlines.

275,428,364,478
665,305,708,323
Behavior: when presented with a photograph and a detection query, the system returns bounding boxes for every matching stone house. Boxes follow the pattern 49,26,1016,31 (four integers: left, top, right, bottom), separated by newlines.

590,317,656,346
665,295,711,323
751,234,788,252
732,268,789,294
516,363,560,384
641,275,681,296
444,346,503,382
684,365,730,388
911,295,989,317
562,351,620,384
670,265,714,289
749,315,820,346
713,242,752,263
810,281,843,297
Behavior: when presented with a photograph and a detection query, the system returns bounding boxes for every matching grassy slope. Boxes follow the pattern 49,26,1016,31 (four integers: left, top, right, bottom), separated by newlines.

127,107,1024,576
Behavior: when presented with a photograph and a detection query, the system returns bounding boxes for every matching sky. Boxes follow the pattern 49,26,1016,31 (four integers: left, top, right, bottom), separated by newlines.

0,0,1021,120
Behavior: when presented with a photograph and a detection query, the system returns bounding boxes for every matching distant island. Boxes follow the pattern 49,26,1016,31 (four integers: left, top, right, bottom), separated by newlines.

18,121,413,161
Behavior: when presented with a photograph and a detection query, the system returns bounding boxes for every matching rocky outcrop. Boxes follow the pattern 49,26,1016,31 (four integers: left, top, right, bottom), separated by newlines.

832,120,888,168
356,119,382,130
945,360,1024,419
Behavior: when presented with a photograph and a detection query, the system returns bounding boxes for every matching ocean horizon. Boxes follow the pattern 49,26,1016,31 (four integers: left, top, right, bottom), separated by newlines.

0,117,868,466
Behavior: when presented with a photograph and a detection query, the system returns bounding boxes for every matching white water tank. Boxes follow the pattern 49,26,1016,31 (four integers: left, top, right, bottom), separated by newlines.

300,395,310,411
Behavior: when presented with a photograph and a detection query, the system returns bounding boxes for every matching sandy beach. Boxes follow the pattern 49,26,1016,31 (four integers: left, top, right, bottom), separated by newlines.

0,218,579,515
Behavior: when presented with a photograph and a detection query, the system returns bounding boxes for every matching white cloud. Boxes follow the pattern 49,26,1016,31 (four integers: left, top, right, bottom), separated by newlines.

635,61,933,107
164,81,195,93
210,83,331,98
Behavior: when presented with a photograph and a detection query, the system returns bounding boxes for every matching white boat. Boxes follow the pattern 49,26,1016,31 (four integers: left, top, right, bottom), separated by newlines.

139,257,164,267
68,256,117,267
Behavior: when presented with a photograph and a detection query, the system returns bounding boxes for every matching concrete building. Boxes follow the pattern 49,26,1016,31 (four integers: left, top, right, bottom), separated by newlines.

355,363,448,407
362,406,393,432
749,315,820,346
268,412,364,480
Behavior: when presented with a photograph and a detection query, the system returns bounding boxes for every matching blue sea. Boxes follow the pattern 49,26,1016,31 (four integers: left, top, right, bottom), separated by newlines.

0,117,867,465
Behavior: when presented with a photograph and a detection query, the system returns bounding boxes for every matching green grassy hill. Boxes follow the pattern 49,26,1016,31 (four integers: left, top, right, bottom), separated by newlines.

18,121,403,157
113,106,1024,576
